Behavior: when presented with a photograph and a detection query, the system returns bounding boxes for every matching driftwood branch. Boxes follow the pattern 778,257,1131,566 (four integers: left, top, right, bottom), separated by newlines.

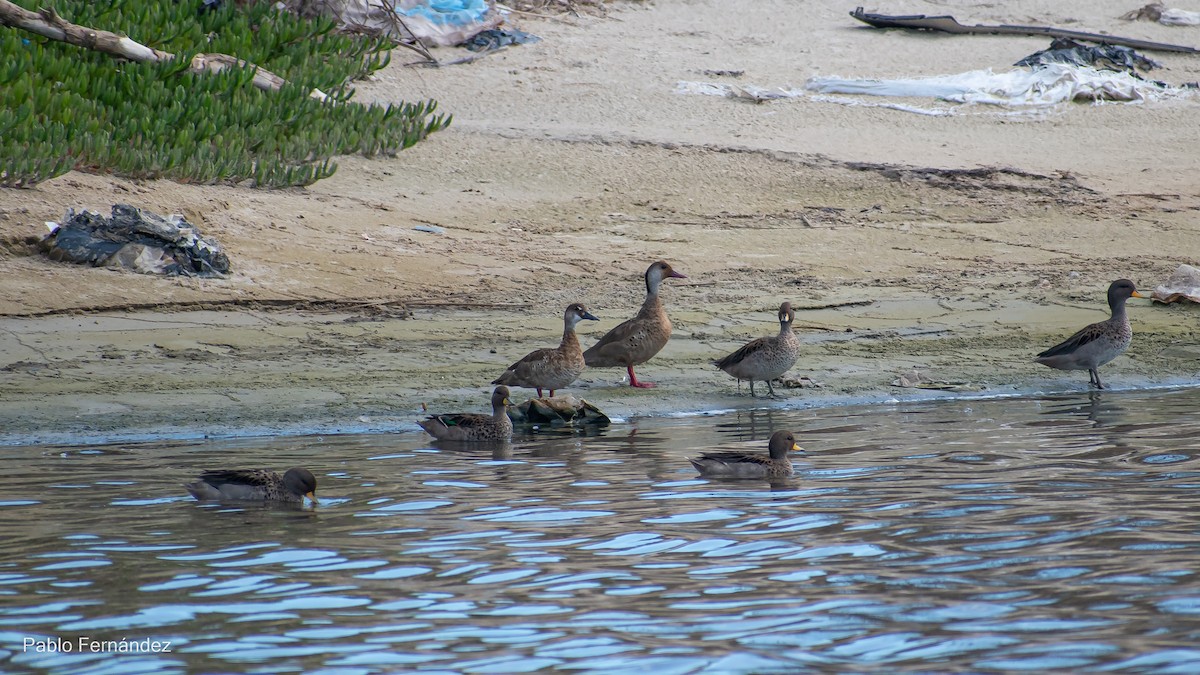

0,0,329,101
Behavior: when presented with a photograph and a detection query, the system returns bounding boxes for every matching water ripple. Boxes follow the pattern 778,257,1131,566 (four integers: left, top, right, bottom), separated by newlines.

1,389,1200,672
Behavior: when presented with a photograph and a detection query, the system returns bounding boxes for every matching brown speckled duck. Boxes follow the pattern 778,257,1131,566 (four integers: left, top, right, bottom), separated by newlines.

493,303,599,398
419,386,513,441
713,301,801,397
689,430,800,480
1035,279,1149,389
583,260,686,388
185,468,318,504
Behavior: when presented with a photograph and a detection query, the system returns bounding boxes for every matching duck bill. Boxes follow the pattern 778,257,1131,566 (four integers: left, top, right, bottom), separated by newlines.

1131,291,1152,299
306,491,318,504
581,311,600,321
670,270,687,279
791,444,803,453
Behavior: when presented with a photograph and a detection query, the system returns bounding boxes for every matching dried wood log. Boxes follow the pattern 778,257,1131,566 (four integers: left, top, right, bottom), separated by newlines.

0,0,329,101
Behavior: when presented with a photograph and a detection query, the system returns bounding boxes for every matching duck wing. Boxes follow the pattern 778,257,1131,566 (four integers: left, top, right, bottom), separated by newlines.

713,336,770,369
1037,321,1105,358
195,469,276,488
693,451,772,467
426,413,492,430
509,347,557,368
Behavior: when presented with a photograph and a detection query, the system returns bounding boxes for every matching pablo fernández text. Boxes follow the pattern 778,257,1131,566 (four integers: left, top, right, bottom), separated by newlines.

23,636,173,654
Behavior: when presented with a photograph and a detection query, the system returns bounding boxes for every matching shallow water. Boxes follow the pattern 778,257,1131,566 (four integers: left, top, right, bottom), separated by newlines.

2,388,1200,673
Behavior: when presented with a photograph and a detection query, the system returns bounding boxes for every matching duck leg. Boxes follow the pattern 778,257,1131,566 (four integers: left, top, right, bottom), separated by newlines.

765,379,779,398
749,380,757,397
1089,369,1104,389
548,389,556,397
627,364,655,388
537,387,544,398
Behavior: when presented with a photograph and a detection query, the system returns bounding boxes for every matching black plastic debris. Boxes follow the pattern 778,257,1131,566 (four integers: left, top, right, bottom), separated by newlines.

41,204,230,278
463,28,540,53
1015,38,1161,74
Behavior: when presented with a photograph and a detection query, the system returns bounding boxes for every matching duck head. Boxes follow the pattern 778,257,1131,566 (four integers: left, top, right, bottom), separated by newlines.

283,467,318,504
565,302,600,328
645,260,687,294
767,430,801,459
491,385,512,410
777,301,796,326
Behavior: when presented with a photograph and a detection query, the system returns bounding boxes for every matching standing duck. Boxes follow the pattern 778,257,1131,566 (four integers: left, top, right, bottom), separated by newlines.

493,303,599,398
713,301,801,397
1035,279,1149,389
185,468,318,504
688,430,800,479
419,385,513,441
583,260,686,388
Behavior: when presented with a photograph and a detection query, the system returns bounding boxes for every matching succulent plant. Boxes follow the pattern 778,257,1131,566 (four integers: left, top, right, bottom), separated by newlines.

1,0,450,188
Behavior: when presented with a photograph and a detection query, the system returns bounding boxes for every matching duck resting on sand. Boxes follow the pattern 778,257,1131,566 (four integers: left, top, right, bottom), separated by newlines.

583,260,686,388
185,468,318,504
493,303,599,398
1034,279,1149,389
419,386,513,441
688,430,800,479
713,301,801,397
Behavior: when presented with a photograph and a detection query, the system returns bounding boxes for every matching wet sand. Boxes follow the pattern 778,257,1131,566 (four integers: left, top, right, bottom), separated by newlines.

1,0,1198,443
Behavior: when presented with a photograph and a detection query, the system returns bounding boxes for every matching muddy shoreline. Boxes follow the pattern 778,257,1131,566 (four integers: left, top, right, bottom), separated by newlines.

2,1,1199,444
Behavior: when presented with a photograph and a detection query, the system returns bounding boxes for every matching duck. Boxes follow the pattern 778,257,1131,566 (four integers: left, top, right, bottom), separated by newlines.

493,303,599,398
1034,279,1149,389
713,301,801,397
688,430,800,479
583,260,686,388
185,467,318,503
419,385,513,441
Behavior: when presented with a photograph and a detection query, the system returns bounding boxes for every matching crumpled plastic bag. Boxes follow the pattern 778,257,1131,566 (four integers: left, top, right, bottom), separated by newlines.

41,204,229,277
284,0,503,47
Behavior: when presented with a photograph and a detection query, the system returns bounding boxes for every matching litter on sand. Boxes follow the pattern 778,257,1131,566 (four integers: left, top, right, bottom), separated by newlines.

1151,264,1200,304
41,204,229,278
806,61,1174,106
463,28,540,52
680,8,1199,115
1122,3,1200,26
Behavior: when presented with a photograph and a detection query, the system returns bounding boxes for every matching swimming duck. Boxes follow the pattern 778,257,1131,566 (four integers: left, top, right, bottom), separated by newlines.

419,385,513,441
583,260,686,388
713,301,801,397
185,467,318,504
688,430,800,479
493,303,599,398
1035,279,1149,389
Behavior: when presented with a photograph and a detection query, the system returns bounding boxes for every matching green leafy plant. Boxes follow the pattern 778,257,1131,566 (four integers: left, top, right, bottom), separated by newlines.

0,0,450,188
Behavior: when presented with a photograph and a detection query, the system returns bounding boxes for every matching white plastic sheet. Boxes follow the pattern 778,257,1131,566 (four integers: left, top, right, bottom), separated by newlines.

677,63,1194,116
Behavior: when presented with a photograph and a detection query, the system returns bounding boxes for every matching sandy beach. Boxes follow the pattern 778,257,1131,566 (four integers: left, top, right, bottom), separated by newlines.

1,0,1198,444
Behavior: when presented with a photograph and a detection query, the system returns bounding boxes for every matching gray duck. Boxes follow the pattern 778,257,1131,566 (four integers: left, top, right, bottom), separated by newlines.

1034,279,1149,389
419,385,513,441
688,430,800,479
493,303,599,398
713,301,801,397
583,260,686,388
185,467,318,504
